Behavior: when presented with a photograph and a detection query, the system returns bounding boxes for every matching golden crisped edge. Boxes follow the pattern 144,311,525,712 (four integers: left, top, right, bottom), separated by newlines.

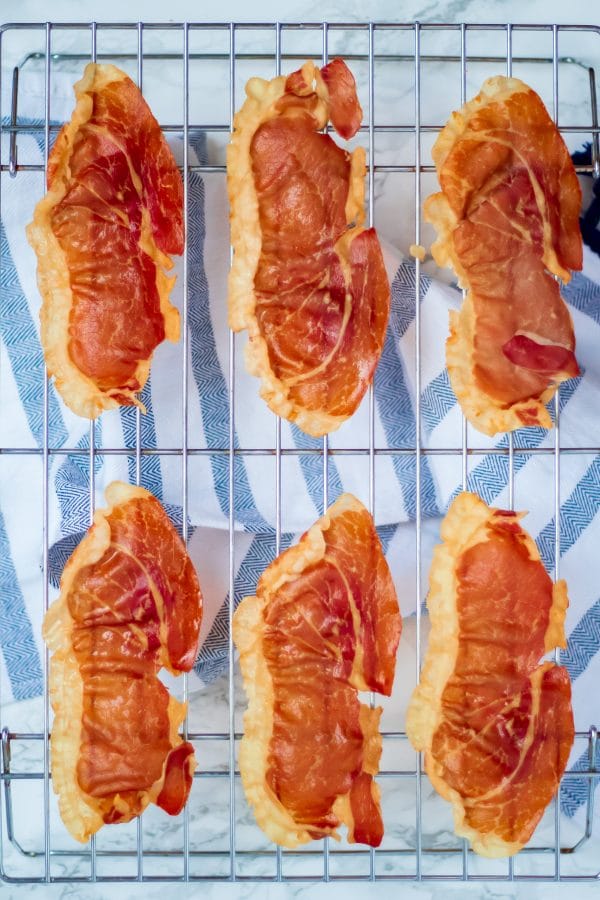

42,481,194,843
26,63,180,420
232,493,385,848
227,62,367,438
406,491,569,858
425,76,573,436
446,299,554,436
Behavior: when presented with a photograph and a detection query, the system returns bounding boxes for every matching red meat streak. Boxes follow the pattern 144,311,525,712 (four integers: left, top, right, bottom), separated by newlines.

249,59,390,419
261,505,401,845
431,516,574,845
439,88,581,408
66,496,201,823
49,74,183,398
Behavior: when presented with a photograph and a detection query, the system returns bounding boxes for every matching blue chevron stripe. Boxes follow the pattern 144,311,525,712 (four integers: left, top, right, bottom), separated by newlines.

377,522,398,555
50,424,106,589
0,144,67,698
0,219,67,448
560,597,600,817
187,170,271,534
421,369,455,435
0,508,43,699
376,264,439,518
195,531,294,682
456,377,580,504
537,455,600,571
562,271,600,324
188,129,207,167
291,424,343,513
120,377,164,503
55,423,103,534
563,597,600,682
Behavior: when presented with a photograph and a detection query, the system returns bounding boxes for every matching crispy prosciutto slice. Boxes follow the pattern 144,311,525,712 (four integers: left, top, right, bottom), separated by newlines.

407,492,574,857
425,77,582,435
233,494,401,847
227,59,390,437
43,482,202,842
27,63,183,419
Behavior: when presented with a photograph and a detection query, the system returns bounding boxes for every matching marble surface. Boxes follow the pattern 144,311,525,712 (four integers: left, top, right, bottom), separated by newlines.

2,621,599,897
2,0,600,897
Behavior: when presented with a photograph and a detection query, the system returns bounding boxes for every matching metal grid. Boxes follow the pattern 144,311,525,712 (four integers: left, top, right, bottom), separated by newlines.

0,19,599,885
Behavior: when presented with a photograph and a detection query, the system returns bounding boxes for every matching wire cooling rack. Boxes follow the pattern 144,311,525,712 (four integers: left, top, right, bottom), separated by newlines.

0,19,599,885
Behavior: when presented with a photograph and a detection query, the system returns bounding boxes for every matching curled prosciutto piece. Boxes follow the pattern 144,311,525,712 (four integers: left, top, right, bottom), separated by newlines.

43,482,202,842
233,494,401,847
407,492,574,857
227,58,390,437
27,63,184,418
425,76,582,435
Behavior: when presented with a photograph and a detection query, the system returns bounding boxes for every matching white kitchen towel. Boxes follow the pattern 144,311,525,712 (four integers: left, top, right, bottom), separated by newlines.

0,66,598,820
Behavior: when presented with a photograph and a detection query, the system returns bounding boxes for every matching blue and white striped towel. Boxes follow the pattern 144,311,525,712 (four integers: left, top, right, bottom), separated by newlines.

0,68,598,821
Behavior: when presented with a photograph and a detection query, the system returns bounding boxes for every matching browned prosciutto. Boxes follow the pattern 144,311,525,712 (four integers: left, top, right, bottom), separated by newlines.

27,63,183,418
233,494,401,847
228,58,390,437
426,76,582,435
407,492,574,857
43,482,202,842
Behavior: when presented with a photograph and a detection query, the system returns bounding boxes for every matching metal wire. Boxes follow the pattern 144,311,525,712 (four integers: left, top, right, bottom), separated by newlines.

135,20,144,882
460,22,469,883
321,23,331,886
505,25,515,884
227,22,237,882
413,20,423,883
0,19,599,886
274,20,283,885
41,20,51,886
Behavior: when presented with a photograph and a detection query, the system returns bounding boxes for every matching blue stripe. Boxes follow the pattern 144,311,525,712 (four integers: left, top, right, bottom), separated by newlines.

55,424,103,534
562,271,600,324
187,170,271,533
0,158,66,697
563,598,600,682
291,425,343,513
195,531,294,683
377,522,398,555
187,129,208,166
421,369,455,435
460,377,581,504
376,265,439,518
119,378,164,503
50,425,106,587
537,455,600,571
560,597,600,816
0,220,67,448
0,508,43,700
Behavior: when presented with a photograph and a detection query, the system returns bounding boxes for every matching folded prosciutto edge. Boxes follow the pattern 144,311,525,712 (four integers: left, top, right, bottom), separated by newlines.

42,481,195,844
406,491,571,858
232,493,385,848
26,63,180,420
226,61,367,438
424,76,578,437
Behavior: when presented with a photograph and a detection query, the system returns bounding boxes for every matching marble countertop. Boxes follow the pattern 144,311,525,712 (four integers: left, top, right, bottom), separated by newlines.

2,0,599,898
